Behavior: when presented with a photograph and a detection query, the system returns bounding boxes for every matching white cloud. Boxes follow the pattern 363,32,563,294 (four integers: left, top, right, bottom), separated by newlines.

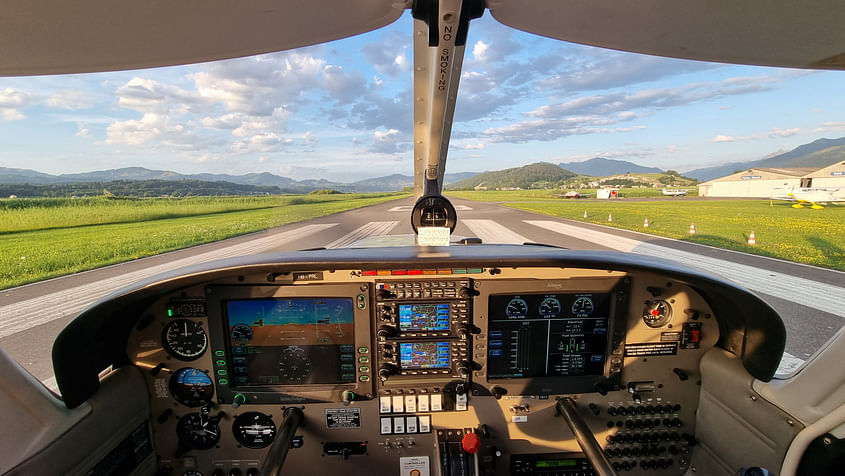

104,113,203,152
46,90,94,110
361,31,409,77
0,88,37,120
713,127,800,142
813,121,845,133
1,109,26,120
368,128,410,154
231,132,292,154
76,122,91,137
472,41,489,62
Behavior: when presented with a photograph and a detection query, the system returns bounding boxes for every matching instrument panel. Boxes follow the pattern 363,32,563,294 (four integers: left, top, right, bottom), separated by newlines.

127,264,718,476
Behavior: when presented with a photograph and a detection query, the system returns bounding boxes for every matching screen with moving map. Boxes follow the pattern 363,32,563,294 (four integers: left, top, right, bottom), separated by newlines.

398,303,450,331
225,298,355,386
398,341,451,369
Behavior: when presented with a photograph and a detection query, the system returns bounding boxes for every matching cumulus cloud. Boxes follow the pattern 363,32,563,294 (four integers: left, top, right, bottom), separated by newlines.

361,31,409,78
713,135,735,142
46,90,94,110
0,88,37,120
368,128,411,154
104,113,199,150
323,65,367,104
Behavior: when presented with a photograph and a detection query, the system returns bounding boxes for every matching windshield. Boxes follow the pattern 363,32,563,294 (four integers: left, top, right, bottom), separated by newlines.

1,12,843,393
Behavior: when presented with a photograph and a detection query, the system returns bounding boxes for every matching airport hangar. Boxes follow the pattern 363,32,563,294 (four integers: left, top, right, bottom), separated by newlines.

698,161,845,198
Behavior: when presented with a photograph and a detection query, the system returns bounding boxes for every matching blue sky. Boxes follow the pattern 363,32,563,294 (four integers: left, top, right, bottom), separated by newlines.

1,12,844,182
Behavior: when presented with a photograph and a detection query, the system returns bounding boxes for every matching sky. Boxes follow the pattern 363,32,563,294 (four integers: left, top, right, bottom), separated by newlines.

1,12,845,182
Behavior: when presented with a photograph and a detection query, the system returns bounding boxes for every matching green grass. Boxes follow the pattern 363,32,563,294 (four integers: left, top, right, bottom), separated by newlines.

448,187,697,200
448,191,845,271
0,193,407,289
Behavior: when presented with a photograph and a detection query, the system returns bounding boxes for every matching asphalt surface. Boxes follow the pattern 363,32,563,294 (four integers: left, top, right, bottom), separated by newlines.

1,196,842,384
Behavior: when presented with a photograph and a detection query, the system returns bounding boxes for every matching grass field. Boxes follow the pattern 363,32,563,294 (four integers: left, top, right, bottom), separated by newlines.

448,187,698,199
448,191,845,271
0,193,406,290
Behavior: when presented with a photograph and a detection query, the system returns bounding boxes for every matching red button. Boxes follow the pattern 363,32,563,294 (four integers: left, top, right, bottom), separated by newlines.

461,432,481,454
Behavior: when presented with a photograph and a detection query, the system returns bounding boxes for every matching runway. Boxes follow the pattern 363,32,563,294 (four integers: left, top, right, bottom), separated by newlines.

1,196,842,389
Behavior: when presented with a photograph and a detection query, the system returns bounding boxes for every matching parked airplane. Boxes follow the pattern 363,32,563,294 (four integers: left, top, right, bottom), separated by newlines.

1,2,844,476
773,186,845,209
661,189,692,197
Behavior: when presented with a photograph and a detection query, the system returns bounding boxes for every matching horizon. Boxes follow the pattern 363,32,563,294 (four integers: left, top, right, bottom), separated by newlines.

2,12,845,181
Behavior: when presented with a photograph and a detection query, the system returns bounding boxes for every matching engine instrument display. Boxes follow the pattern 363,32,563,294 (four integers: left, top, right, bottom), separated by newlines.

487,294,611,379
398,341,451,369
225,298,356,386
162,319,207,361
398,303,450,331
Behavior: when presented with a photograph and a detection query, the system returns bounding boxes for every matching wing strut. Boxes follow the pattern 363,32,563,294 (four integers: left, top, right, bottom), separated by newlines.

409,0,483,245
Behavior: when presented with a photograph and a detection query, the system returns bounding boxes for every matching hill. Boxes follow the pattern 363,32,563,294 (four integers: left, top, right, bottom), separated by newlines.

447,162,576,190
559,158,662,176
0,167,479,193
686,137,845,181
0,180,285,198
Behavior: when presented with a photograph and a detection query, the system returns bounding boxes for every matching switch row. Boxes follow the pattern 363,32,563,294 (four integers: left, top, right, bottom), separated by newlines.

380,415,431,435
380,394,443,413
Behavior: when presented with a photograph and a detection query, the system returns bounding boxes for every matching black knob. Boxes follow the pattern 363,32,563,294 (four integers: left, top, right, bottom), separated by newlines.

491,386,508,399
246,469,259,476
456,324,470,339
588,403,601,416
673,368,689,381
378,364,396,380
229,469,242,476
211,471,225,476
377,326,397,340
457,361,470,378
593,381,609,396
458,286,477,298
607,407,617,416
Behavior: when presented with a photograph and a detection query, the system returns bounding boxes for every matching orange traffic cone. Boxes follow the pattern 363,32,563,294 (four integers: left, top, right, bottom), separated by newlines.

644,218,649,228
608,214,613,222
689,223,696,236
748,230,756,246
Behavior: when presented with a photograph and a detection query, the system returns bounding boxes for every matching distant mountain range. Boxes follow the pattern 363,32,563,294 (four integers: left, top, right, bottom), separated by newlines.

685,137,845,181
0,166,477,194
559,157,662,176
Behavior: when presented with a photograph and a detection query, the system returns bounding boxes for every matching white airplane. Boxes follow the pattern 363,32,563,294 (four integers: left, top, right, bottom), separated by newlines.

773,186,845,209
2,2,845,476
661,189,692,197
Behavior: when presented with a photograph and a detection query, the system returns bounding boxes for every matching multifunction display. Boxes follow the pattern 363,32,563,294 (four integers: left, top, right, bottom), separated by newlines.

225,298,356,386
398,303,451,331
486,293,611,378
399,341,451,369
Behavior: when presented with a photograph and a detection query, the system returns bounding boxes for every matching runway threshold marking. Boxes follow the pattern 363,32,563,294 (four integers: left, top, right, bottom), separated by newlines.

326,221,400,249
525,220,845,319
388,205,473,212
0,223,338,339
463,219,530,244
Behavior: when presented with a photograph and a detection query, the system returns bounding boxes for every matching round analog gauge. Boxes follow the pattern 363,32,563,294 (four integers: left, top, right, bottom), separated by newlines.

162,319,207,361
643,300,672,327
176,412,220,450
539,297,562,316
279,347,311,383
232,412,277,449
231,324,254,343
170,368,214,407
571,296,595,315
505,298,528,316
